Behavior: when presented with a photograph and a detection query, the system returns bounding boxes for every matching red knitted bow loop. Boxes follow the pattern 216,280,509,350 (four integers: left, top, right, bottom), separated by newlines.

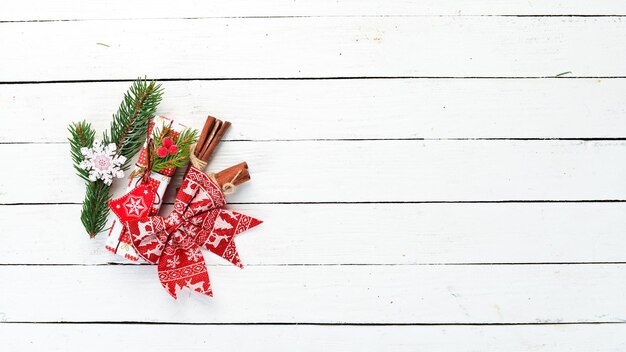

124,166,262,298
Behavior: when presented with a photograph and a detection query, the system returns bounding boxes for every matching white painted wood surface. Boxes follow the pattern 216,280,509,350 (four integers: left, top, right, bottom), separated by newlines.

3,203,626,265
1,1,625,350
4,264,626,323
3,79,626,141
2,17,626,81
3,141,626,204
2,1,626,19
4,324,626,352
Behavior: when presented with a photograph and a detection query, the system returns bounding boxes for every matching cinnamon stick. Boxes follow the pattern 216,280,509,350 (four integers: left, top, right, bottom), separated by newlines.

194,116,230,165
202,120,230,161
199,119,221,160
187,115,231,176
214,162,250,188
193,116,216,157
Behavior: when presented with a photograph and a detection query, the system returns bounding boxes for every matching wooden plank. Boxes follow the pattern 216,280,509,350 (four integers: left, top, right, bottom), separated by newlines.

2,140,626,204
2,1,625,20
2,323,626,352
2,18,626,81
2,203,626,265
3,79,625,142
1,264,625,323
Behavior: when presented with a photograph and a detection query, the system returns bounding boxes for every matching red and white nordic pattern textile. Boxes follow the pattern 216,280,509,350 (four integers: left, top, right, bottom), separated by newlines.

124,166,262,298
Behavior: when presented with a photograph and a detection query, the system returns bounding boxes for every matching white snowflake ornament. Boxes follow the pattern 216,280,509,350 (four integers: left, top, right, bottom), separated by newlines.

79,140,127,185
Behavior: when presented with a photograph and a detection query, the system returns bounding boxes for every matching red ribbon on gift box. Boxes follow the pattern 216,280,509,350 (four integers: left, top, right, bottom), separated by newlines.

109,166,262,298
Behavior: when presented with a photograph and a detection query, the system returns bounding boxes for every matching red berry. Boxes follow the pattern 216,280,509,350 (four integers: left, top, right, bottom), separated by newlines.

162,137,174,148
156,146,168,158
168,144,178,155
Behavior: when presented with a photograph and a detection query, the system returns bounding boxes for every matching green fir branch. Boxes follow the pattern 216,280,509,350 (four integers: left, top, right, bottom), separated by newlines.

68,120,96,182
104,78,163,171
69,78,164,238
81,181,112,238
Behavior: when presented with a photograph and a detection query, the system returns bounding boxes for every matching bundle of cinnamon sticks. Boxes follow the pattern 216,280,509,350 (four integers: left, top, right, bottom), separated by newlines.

191,116,250,189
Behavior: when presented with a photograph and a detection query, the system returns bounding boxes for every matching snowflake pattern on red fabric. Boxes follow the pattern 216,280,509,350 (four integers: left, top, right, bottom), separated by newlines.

109,185,156,223
124,166,262,298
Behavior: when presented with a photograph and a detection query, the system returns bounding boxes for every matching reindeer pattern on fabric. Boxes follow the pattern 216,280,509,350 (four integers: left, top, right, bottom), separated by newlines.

124,166,262,298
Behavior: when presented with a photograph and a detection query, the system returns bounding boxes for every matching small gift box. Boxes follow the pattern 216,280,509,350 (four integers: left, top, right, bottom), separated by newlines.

105,116,186,261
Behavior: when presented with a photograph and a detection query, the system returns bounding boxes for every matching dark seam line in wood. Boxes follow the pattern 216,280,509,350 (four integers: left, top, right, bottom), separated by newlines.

502,14,626,17
2,262,626,267
0,76,625,85
3,200,626,206
1,321,625,326
1,14,625,24
3,138,626,145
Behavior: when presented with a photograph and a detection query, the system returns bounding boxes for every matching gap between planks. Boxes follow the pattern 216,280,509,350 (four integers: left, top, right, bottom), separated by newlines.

3,76,626,85
3,0,626,21
2,321,626,326
2,14,626,25
5,138,626,144
4,200,626,205
3,262,626,267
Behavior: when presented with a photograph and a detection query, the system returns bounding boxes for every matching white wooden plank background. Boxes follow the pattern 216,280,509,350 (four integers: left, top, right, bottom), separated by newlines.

3,140,626,204
2,79,626,141
4,324,626,352
4,203,626,265
4,264,626,323
3,17,626,80
1,1,626,351
2,1,626,19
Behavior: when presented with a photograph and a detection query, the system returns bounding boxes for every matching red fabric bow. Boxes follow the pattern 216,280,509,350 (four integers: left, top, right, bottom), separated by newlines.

113,166,262,298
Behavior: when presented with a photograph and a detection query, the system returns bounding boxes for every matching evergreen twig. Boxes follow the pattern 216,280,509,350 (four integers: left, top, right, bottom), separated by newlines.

81,181,112,238
68,121,96,182
69,78,164,238
104,78,163,170
130,125,198,179
151,127,198,172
